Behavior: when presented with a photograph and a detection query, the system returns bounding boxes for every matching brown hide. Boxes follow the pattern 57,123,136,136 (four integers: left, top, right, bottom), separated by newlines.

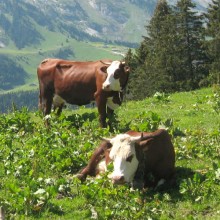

128,129,175,187
37,58,129,127
77,129,175,188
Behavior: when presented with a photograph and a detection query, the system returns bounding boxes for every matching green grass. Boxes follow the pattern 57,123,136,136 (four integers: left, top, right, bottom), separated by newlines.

0,87,220,219
118,88,220,132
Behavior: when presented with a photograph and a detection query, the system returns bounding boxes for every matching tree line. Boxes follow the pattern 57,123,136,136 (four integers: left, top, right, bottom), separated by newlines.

0,90,84,113
0,55,27,90
125,0,220,100
0,91,38,113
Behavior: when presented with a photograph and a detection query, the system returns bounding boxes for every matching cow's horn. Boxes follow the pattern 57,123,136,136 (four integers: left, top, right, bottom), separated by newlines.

130,136,142,143
100,60,112,65
121,61,125,64
140,134,154,141
100,137,111,142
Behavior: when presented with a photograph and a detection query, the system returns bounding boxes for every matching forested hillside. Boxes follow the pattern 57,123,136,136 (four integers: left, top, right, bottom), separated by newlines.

0,91,38,113
125,0,220,99
0,55,27,90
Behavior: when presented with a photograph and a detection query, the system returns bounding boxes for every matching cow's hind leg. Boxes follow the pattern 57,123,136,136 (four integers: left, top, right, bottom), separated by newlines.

44,97,53,126
56,105,63,115
52,94,66,116
38,84,43,112
40,88,53,126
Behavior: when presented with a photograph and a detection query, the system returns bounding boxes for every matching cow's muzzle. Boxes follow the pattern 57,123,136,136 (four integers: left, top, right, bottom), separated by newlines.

111,175,125,185
102,83,111,91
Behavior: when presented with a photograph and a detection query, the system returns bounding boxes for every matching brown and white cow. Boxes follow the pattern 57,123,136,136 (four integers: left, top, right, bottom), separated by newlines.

77,129,176,189
37,59,129,127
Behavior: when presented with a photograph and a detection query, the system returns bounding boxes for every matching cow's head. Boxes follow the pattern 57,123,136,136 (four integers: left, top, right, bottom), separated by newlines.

102,61,130,91
103,134,150,184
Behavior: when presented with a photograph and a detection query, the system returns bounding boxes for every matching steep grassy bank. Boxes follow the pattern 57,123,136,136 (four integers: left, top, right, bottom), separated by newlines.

0,87,219,219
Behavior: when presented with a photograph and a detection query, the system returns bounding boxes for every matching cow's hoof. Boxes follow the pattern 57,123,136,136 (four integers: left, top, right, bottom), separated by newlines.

75,173,87,182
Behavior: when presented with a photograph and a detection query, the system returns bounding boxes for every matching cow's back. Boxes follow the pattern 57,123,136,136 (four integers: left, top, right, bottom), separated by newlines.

37,59,108,105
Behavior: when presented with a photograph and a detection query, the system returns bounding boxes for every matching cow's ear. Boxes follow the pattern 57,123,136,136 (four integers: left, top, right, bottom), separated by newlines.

100,137,112,148
138,138,154,152
101,137,111,142
125,66,130,73
100,66,108,73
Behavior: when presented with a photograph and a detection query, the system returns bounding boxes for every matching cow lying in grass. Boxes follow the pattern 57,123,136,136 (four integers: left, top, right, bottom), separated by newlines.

77,129,176,189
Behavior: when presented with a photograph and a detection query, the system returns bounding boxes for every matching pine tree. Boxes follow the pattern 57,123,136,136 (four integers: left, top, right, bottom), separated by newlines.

125,0,208,100
175,0,208,89
205,0,220,84
146,0,178,91
125,0,176,99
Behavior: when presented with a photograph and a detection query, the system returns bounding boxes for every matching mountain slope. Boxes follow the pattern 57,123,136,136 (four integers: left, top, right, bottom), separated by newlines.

0,0,211,93
0,0,153,50
0,0,211,49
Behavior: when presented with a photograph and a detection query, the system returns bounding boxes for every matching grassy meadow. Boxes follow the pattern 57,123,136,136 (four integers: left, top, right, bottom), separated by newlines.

0,87,220,219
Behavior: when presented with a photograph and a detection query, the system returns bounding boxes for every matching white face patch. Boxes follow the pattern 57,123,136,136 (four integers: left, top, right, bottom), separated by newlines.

53,94,65,108
102,61,121,91
107,97,120,110
109,134,140,183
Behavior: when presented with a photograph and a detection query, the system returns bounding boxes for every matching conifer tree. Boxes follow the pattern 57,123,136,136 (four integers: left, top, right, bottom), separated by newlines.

125,0,208,100
126,0,177,99
144,0,175,91
205,0,220,84
175,0,208,89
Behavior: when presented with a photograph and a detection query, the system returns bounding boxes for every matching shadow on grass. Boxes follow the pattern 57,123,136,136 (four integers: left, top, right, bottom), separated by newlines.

140,166,205,202
65,111,132,132
66,112,97,128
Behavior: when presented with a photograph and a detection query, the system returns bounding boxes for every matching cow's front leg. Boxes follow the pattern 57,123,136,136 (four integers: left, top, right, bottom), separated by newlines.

77,141,110,181
95,93,107,128
107,106,114,117
107,106,115,127
98,105,107,128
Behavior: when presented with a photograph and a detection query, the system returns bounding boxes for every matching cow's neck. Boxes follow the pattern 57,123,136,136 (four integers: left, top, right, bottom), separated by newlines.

132,148,146,189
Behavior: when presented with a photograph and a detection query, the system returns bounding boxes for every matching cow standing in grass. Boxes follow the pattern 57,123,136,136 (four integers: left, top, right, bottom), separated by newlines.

37,59,130,127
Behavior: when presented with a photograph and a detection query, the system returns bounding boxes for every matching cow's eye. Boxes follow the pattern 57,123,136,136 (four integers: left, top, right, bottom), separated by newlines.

114,69,121,79
126,155,133,162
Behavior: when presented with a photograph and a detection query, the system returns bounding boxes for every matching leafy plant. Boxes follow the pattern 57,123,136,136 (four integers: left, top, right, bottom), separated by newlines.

153,92,170,103
211,85,220,114
0,88,220,219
